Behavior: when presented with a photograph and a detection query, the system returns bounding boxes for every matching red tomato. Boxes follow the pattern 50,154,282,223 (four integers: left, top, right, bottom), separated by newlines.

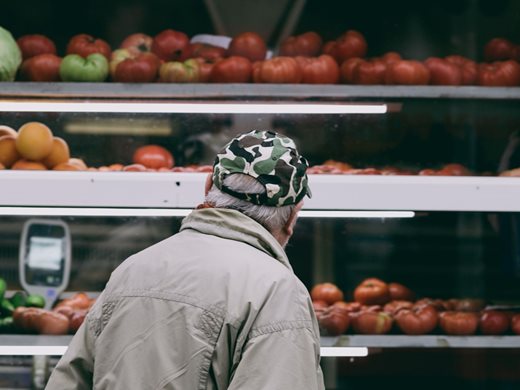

227,32,267,62
36,311,70,335
113,52,160,83
351,311,393,334
511,314,520,335
20,54,62,82
477,60,520,86
353,278,391,305
352,59,387,85
439,311,479,335
69,310,88,333
424,57,462,85
385,60,430,85
279,31,323,57
180,43,226,63
445,55,477,85
66,34,112,59
453,298,487,312
310,282,344,305
383,300,414,316
252,57,302,84
294,55,339,84
325,30,367,63
379,51,402,65
479,310,510,335
123,163,148,172
484,38,516,61
388,282,415,302
312,300,329,314
318,305,351,335
437,163,472,176
395,305,439,335
151,29,189,62
120,33,153,55
210,56,252,83
17,34,57,60
132,145,174,169
339,57,364,84
415,298,454,312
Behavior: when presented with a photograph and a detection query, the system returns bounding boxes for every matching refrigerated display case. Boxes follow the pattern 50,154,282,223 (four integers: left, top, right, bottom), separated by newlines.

1,1,520,389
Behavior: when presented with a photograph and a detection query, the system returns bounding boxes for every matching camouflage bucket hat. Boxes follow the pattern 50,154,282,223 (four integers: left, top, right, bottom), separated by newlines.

212,130,312,207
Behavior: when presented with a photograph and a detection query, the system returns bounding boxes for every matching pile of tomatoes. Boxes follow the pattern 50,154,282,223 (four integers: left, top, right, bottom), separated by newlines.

14,27,520,86
311,278,520,336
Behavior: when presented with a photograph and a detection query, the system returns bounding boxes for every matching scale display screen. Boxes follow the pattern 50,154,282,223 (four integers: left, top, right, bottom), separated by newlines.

22,222,68,287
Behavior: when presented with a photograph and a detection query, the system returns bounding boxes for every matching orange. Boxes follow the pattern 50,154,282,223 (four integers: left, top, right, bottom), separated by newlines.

11,159,47,170
42,137,70,168
68,157,88,170
0,135,21,168
53,162,82,171
16,122,54,161
0,125,17,138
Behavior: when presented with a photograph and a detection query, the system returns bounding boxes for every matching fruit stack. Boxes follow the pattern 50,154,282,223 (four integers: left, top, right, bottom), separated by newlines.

311,278,520,336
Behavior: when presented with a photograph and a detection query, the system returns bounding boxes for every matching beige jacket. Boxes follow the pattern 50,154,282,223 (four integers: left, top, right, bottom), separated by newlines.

46,208,324,389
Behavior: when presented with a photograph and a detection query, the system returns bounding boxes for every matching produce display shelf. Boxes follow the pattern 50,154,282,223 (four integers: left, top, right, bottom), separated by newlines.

322,335,520,349
0,83,519,101
1,171,520,212
1,335,519,357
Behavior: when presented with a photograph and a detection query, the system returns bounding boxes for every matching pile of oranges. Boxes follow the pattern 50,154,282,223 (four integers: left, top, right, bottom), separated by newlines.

0,122,86,171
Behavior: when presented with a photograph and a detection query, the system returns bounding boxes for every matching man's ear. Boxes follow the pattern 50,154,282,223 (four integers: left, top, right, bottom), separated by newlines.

204,173,213,196
283,201,304,237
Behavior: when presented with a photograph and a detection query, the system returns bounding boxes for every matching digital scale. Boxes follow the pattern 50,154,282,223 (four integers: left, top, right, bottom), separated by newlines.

19,219,71,310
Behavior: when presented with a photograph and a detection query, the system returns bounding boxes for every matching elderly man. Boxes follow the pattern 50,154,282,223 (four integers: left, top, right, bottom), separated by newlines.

46,130,324,390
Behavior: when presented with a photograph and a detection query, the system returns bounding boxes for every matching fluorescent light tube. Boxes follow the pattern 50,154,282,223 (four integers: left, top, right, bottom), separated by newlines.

0,101,387,114
320,347,368,357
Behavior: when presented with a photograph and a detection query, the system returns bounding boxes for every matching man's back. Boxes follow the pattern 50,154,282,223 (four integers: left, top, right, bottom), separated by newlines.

47,208,323,389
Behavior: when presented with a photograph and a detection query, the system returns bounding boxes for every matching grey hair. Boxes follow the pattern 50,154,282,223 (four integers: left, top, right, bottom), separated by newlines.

205,174,295,233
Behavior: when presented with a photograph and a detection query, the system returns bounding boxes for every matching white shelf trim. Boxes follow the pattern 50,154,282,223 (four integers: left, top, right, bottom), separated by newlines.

1,171,520,212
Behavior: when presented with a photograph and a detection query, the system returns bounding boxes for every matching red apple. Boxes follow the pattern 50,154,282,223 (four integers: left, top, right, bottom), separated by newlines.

66,34,112,59
151,29,190,62
120,33,153,55
20,53,62,81
17,34,56,60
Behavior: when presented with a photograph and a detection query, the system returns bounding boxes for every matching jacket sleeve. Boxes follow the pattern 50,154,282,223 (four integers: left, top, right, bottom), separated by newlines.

227,325,325,390
45,320,95,389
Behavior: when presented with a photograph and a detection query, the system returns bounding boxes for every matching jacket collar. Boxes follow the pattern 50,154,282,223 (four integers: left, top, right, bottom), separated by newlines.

180,208,293,272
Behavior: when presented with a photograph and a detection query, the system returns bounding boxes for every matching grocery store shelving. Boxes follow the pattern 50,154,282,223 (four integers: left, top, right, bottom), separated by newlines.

0,83,519,101
322,335,520,349
1,334,519,357
1,171,520,212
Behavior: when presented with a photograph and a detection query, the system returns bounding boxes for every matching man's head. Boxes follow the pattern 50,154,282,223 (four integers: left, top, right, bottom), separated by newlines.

205,130,311,247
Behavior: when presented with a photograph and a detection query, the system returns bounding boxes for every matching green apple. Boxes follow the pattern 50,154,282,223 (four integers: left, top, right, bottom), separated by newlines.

60,53,109,82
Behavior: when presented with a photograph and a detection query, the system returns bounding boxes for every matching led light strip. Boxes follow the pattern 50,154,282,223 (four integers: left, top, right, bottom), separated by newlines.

0,346,68,356
320,347,369,357
0,345,367,357
299,210,415,218
0,207,415,218
0,101,387,114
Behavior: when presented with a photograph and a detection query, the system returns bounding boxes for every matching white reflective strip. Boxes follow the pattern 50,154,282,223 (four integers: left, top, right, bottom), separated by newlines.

0,346,68,356
0,207,191,217
320,347,368,357
299,210,415,218
0,101,387,115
